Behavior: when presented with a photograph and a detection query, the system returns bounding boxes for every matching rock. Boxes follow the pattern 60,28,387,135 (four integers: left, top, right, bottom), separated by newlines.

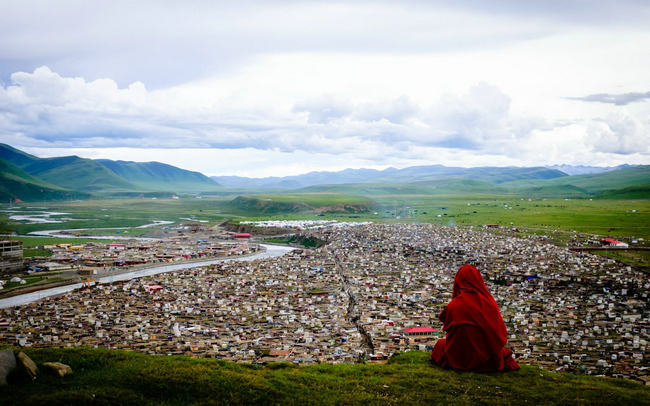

16,352,38,379
0,349,16,386
42,362,72,377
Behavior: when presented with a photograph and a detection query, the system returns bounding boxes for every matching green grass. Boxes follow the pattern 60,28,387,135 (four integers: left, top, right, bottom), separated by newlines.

371,196,650,240
23,248,52,257
230,194,373,214
1,198,229,235
1,348,647,405
264,235,327,248
501,165,650,196
3,195,649,241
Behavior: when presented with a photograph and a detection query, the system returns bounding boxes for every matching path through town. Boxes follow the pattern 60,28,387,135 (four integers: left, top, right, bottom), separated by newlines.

332,250,375,358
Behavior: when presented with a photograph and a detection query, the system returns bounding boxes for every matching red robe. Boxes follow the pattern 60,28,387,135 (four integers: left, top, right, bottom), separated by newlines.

431,264,519,372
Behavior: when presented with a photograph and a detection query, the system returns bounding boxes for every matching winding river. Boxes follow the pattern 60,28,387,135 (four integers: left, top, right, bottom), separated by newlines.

0,244,294,309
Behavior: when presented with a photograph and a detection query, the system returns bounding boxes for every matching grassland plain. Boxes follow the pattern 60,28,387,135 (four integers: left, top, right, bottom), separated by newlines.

1,348,648,406
2,194,649,240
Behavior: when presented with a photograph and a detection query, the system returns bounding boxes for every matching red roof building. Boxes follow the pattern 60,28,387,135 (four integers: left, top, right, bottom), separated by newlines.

145,285,163,293
402,327,438,336
600,238,628,247
234,233,252,239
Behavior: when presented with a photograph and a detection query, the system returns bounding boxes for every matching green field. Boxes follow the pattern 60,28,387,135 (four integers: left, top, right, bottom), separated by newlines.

1,348,647,405
371,195,650,240
233,193,371,206
1,198,229,235
22,248,52,258
2,194,649,241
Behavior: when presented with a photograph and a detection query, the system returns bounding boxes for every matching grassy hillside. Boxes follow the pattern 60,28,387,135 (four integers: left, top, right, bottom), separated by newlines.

1,348,647,405
595,185,650,199
97,159,220,192
0,158,89,201
0,144,221,195
22,155,137,192
0,143,40,167
231,194,373,214
503,165,650,197
286,166,648,198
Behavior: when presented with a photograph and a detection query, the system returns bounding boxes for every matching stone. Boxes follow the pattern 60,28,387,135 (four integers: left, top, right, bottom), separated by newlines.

0,349,16,386
42,362,73,378
16,352,38,379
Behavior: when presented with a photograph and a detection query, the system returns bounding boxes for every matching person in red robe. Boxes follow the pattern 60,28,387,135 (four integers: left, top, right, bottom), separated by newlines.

431,264,519,371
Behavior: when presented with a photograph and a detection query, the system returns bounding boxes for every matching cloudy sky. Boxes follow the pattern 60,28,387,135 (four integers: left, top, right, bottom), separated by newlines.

1,0,649,177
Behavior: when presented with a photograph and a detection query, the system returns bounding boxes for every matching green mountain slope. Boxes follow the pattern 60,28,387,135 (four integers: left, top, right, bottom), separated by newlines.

0,143,40,167
0,144,220,195
503,165,650,197
22,155,137,192
0,158,89,201
2,348,647,405
97,159,220,192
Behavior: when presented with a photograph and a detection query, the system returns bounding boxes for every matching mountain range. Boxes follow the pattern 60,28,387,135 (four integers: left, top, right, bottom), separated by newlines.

545,164,631,176
1,143,648,201
0,143,220,201
212,166,568,189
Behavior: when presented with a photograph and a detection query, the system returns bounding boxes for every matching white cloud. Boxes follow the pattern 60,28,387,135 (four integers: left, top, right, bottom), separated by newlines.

589,113,650,155
1,64,649,176
1,1,649,175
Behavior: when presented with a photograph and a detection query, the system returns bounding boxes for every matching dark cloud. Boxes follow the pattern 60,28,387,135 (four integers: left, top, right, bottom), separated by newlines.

568,91,650,106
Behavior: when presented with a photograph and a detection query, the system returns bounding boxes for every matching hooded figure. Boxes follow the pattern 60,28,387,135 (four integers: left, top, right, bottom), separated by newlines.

431,264,519,371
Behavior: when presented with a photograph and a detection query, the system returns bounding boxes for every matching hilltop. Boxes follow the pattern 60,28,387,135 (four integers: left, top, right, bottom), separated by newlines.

1,348,647,405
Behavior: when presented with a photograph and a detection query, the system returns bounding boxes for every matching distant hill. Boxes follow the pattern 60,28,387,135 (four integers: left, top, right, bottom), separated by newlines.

1,143,646,201
230,194,373,214
212,165,567,189
97,159,220,192
297,178,508,196
0,144,220,198
503,165,650,197
545,164,631,176
0,158,90,201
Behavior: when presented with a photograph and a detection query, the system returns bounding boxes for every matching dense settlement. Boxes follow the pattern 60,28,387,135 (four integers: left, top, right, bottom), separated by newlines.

0,223,648,383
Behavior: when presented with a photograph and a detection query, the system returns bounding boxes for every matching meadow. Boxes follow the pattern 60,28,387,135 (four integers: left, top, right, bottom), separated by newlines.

2,194,649,240
1,348,647,405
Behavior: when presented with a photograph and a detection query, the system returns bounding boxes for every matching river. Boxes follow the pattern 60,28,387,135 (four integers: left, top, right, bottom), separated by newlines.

0,244,294,309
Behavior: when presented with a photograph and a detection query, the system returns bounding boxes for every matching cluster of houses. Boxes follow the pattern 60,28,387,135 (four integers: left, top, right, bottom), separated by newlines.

315,224,648,382
0,223,647,383
26,236,257,275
